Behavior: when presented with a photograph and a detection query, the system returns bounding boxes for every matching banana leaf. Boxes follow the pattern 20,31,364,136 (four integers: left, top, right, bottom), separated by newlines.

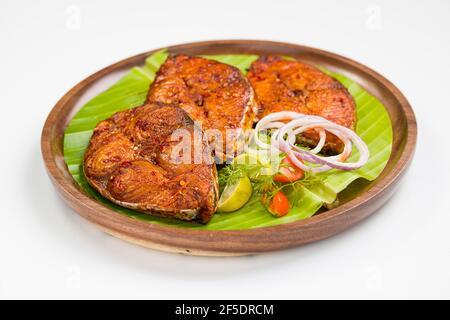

63,49,392,230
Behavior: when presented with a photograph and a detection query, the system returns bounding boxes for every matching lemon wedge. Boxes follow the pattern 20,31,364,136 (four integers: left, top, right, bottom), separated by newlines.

217,174,252,213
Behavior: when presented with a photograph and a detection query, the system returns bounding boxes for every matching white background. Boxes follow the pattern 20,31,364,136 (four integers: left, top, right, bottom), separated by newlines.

1,0,449,299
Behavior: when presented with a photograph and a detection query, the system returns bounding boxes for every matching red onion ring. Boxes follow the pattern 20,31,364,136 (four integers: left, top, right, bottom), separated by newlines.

253,112,370,173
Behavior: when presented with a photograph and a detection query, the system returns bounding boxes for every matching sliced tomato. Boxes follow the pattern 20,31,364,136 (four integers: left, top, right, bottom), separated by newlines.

273,156,304,183
268,191,290,217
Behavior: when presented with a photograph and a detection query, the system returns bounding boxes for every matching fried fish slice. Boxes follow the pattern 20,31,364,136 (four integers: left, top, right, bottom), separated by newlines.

84,103,218,223
147,54,257,160
247,56,356,153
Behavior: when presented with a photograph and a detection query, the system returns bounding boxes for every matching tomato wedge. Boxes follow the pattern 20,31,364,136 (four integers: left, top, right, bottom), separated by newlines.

273,156,304,183
268,191,290,217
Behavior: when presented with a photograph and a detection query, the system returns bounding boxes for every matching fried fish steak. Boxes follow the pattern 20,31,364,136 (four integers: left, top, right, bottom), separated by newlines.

146,54,257,160
247,56,356,153
83,103,219,223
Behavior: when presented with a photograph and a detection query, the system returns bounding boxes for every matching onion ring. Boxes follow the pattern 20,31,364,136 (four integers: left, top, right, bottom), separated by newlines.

253,112,369,173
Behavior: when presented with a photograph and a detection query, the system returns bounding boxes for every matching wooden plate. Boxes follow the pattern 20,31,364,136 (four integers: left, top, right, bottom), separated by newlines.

41,40,417,256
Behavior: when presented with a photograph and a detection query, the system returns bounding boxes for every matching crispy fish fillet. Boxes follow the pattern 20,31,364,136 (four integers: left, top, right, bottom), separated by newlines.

83,103,218,223
147,54,257,160
247,56,356,153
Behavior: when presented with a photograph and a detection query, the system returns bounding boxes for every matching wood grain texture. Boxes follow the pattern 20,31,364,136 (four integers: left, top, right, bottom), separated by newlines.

41,40,417,256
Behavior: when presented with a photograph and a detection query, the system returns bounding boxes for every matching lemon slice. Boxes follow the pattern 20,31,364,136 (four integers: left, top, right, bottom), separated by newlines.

217,175,252,213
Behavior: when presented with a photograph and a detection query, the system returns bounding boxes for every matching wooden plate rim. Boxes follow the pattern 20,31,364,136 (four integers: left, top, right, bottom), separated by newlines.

41,40,417,255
